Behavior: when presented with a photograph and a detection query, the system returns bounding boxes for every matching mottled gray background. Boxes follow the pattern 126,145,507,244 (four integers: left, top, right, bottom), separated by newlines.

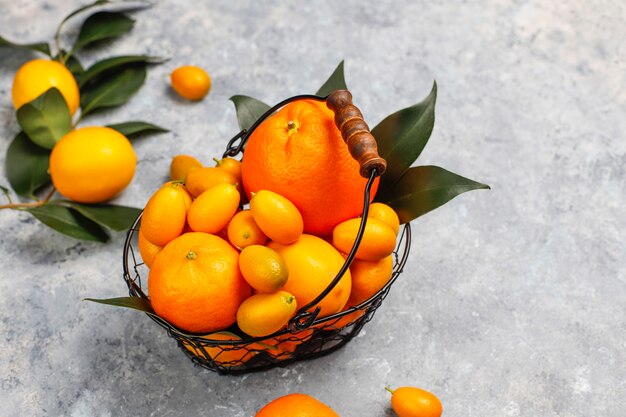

0,1,624,416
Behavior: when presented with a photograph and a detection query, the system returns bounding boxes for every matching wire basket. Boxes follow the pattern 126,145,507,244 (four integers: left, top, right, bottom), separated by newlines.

122,90,413,374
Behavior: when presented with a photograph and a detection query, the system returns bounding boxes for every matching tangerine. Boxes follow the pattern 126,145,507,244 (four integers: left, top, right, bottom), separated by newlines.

242,99,379,236
347,255,394,306
148,232,251,333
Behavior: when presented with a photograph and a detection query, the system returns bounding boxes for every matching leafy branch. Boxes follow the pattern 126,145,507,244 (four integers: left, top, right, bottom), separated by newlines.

0,1,168,241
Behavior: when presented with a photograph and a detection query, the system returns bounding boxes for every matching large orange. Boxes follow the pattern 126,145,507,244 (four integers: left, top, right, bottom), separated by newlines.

255,393,340,417
148,232,251,333
268,234,351,318
242,99,379,236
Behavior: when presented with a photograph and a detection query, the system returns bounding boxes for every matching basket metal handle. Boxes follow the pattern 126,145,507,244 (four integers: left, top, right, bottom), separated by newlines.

326,90,387,178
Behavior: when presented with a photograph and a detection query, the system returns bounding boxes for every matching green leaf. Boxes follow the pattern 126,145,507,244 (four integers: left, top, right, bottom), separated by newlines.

73,11,135,51
0,35,51,56
55,50,84,78
78,55,165,88
26,204,110,242
5,132,51,196
316,60,347,96
61,202,141,231
106,121,168,138
84,296,155,314
80,64,147,116
372,82,437,190
230,95,271,131
16,88,72,149
377,165,490,224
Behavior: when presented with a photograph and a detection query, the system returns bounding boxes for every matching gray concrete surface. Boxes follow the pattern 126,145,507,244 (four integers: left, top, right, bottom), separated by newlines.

1,1,624,416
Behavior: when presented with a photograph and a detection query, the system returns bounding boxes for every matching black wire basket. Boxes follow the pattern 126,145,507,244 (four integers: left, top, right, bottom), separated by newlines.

122,90,412,375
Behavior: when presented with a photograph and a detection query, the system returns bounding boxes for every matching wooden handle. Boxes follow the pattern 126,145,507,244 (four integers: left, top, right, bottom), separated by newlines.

326,90,387,178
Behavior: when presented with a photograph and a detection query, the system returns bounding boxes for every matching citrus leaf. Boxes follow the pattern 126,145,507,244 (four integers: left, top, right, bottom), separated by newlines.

61,201,141,231
58,0,111,28
16,88,72,149
80,64,146,116
84,296,155,314
78,55,165,88
230,95,271,131
316,60,347,96
73,11,135,51
106,121,168,138
26,204,110,242
0,35,51,56
5,132,51,196
372,81,437,189
377,165,490,224
55,50,84,78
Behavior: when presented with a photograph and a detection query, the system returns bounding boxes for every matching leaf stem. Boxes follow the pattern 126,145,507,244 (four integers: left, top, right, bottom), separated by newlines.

0,187,56,210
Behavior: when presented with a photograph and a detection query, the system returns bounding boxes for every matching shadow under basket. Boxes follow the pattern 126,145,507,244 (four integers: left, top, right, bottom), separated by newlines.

121,89,412,374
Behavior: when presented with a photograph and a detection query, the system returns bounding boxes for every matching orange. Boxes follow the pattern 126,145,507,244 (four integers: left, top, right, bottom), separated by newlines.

187,183,240,233
332,217,396,261
387,386,442,417
185,167,237,198
12,59,80,115
368,202,400,235
237,291,297,337
239,245,288,292
250,190,303,244
255,393,340,417
141,182,192,246
347,255,394,306
137,229,162,268
148,232,251,333
182,332,256,366
170,65,211,100
227,210,268,249
268,234,351,318
242,99,379,236
49,126,136,203
170,154,202,181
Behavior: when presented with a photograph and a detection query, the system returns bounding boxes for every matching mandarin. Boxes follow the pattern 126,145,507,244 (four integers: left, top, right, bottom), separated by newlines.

148,232,250,333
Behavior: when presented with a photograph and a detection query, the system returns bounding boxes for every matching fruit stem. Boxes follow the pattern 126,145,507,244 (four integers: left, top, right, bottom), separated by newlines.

186,251,197,260
385,387,395,394
213,157,222,166
0,187,56,210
